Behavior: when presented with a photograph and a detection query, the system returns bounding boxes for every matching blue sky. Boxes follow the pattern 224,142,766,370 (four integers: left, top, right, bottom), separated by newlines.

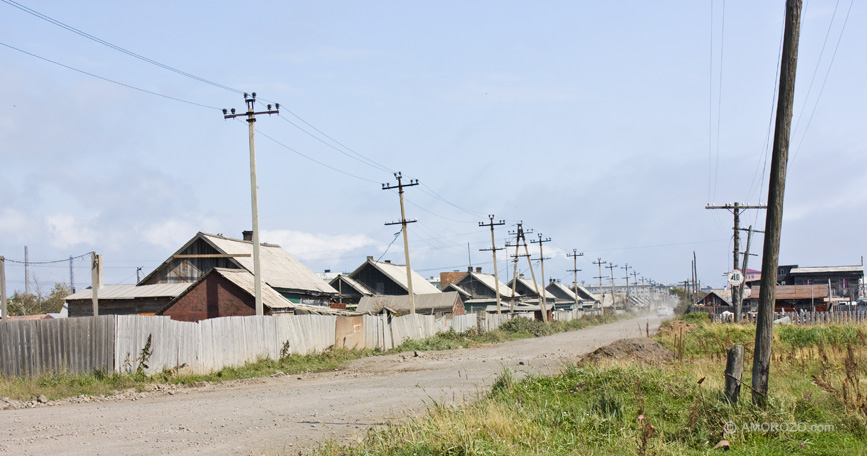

1,0,865,293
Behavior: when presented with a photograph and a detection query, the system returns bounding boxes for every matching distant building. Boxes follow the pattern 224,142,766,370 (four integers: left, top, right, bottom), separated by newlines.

344,256,441,296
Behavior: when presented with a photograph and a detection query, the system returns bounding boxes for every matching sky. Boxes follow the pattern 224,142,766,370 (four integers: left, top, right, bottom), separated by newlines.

1,0,865,294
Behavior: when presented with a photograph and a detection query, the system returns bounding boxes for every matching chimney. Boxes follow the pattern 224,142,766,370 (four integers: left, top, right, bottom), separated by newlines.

467,266,473,272
384,260,391,263
366,256,374,261
242,230,253,241
476,267,482,274
519,273,525,279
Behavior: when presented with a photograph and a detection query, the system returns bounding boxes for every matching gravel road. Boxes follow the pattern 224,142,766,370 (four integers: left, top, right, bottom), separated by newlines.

1,315,661,455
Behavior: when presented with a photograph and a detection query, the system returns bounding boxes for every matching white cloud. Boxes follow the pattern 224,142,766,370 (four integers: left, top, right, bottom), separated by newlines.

46,214,97,249
261,229,377,262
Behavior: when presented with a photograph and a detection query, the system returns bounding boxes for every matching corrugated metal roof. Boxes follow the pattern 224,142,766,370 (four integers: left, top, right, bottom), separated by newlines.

357,292,459,314
66,283,192,301
790,266,864,275
368,260,442,295
213,268,295,309
466,272,519,298
203,234,338,295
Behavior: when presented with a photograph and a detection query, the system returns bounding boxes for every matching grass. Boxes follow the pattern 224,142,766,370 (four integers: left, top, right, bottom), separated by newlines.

313,315,867,455
0,312,623,402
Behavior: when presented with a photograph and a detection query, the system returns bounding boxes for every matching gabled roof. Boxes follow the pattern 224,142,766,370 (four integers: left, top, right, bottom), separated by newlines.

140,232,337,296
162,268,351,315
790,265,864,275
546,281,577,301
351,258,442,295
460,272,519,298
444,283,472,298
507,276,543,295
357,292,460,315
66,283,192,301
574,286,601,302
329,274,374,296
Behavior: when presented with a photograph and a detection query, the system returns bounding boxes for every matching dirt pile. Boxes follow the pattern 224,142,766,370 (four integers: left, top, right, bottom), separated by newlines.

582,338,675,364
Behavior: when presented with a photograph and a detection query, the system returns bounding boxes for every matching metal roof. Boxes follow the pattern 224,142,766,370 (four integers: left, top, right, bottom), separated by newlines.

202,233,338,295
574,286,601,301
212,268,295,309
66,283,192,301
444,283,472,297
464,272,519,298
329,274,373,296
749,285,830,300
546,281,577,300
357,292,460,315
365,259,442,295
790,265,864,275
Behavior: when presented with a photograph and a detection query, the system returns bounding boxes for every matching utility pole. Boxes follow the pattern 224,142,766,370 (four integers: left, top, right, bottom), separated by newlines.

567,249,583,309
24,245,29,296
1,256,7,320
479,215,506,314
530,234,551,321
69,256,75,293
593,258,606,313
631,271,640,298
705,202,767,321
507,223,526,314
753,0,802,406
621,263,632,305
608,263,618,308
223,92,279,316
382,172,420,314
737,226,763,319
91,252,101,317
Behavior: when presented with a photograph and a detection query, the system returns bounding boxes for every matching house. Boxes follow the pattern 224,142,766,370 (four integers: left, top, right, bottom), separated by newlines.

357,291,464,317
159,268,349,321
574,285,602,308
345,256,441,296
507,275,544,299
328,274,374,306
65,283,193,317
694,291,732,308
545,280,584,310
748,284,831,312
139,232,337,305
442,267,519,312
787,266,863,302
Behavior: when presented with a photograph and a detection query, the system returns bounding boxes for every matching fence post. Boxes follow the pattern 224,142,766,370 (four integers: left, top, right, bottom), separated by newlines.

0,256,7,320
725,345,745,404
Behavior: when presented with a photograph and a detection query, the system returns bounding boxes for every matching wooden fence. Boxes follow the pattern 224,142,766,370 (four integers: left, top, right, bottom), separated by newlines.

1,312,508,377
741,309,867,325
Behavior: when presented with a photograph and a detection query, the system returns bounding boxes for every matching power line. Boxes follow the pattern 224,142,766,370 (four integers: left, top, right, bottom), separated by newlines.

1,0,244,95
0,41,218,109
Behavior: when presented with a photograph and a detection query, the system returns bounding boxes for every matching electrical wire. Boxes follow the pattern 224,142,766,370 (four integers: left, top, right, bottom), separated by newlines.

0,41,219,109
1,0,244,95
376,229,402,262
3,252,92,264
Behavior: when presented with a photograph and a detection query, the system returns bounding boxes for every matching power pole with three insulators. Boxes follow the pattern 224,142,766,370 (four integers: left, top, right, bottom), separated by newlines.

382,172,419,314
705,202,767,322
530,234,552,321
754,0,802,406
479,215,506,314
223,92,279,316
567,249,583,310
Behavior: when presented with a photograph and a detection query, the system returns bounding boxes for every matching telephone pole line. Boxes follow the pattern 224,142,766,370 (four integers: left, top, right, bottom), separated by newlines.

507,223,526,314
382,172,419,314
607,263,618,308
621,263,632,304
223,92,279,316
567,249,584,310
530,234,552,321
479,215,506,314
737,226,762,316
705,202,767,322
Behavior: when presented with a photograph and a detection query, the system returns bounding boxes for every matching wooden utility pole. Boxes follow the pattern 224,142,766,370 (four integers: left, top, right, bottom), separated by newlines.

608,263,618,308
621,263,632,307
507,223,526,314
737,226,763,318
753,0,802,406
519,228,544,322
705,203,767,321
223,92,279,316
382,172,420,314
593,258,606,313
530,234,551,321
0,256,7,320
567,249,583,309
479,215,506,314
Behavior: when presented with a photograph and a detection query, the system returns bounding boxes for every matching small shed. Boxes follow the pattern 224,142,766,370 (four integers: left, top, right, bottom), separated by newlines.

65,283,192,317
357,292,464,317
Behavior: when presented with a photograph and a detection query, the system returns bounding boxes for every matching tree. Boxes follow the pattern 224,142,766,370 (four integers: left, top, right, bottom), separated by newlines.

8,281,70,316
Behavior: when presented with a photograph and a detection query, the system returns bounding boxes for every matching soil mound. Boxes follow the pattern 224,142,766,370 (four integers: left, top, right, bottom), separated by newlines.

582,338,675,364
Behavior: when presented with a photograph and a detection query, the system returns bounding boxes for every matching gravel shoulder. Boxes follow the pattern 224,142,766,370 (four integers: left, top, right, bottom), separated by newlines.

0,315,662,455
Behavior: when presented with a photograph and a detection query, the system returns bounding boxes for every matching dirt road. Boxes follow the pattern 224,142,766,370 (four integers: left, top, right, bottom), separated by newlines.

1,316,661,455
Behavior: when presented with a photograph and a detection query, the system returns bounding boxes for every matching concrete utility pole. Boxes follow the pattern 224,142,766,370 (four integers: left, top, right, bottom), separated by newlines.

593,258,606,312
479,215,506,314
530,234,551,321
382,172,419,314
223,92,279,316
507,223,526,314
69,256,75,293
91,252,101,317
1,256,7,320
754,0,802,406
705,202,767,321
567,249,583,309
